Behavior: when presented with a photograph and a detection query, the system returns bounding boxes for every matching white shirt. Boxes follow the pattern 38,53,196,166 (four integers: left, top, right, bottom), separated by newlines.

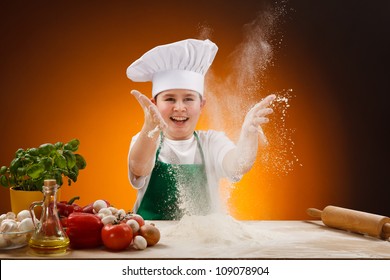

128,130,238,213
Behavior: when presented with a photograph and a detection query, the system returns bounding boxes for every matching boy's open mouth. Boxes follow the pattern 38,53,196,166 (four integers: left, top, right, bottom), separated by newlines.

170,116,189,123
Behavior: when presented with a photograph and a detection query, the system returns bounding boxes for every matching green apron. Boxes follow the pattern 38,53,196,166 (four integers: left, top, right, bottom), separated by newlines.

136,132,211,220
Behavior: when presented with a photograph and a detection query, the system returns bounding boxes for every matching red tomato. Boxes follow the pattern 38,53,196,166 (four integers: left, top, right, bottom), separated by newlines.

101,223,133,251
127,214,145,227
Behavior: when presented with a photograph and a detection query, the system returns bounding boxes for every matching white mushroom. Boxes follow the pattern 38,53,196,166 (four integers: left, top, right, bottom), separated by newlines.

133,235,147,250
101,215,116,225
116,209,126,219
126,219,140,234
98,207,112,216
96,213,105,219
93,199,108,213
108,207,118,215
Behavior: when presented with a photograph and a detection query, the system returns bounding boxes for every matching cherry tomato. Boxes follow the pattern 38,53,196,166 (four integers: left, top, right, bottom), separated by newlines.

101,223,133,251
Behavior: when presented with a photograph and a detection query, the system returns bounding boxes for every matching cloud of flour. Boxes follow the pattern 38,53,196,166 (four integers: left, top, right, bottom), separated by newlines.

202,5,286,140
196,2,300,212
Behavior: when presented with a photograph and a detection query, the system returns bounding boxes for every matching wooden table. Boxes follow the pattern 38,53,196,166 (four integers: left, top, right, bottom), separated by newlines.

1,220,390,259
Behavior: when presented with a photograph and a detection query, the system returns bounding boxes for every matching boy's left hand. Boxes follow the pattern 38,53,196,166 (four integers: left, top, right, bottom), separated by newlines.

242,94,276,145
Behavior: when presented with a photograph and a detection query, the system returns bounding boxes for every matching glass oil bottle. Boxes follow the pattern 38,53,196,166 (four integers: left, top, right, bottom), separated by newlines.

29,179,70,255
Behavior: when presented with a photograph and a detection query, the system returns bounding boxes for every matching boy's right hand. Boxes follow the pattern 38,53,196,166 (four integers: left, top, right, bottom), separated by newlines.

131,90,167,134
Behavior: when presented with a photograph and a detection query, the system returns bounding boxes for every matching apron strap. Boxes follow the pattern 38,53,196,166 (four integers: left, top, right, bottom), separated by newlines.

155,132,164,160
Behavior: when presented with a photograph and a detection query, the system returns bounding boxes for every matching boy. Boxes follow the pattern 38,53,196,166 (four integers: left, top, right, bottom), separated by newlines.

127,39,275,220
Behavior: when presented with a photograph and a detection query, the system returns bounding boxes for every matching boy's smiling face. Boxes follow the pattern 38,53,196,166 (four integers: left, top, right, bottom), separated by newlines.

153,89,206,140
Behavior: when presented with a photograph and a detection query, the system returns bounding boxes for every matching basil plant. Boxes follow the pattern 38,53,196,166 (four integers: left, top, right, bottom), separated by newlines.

0,139,86,191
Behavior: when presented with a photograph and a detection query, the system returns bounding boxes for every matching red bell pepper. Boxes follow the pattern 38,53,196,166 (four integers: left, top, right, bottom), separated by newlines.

66,212,103,249
60,216,68,228
57,196,83,217
81,203,94,213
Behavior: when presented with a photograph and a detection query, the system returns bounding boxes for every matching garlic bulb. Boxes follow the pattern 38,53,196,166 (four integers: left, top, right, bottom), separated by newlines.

18,218,35,232
16,210,31,222
0,220,18,233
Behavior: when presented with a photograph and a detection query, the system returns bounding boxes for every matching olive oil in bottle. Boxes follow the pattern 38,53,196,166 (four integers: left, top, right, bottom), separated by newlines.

29,179,69,255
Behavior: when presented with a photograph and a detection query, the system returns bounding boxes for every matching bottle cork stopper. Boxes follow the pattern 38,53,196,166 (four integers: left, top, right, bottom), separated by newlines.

43,179,57,186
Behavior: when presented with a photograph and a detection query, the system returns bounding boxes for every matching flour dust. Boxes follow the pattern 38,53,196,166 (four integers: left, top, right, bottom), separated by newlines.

199,2,300,210
147,125,159,138
262,89,303,176
168,2,299,218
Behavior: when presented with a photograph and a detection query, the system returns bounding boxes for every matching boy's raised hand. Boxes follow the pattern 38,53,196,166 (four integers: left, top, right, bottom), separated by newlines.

131,90,167,133
242,94,276,145
223,93,277,177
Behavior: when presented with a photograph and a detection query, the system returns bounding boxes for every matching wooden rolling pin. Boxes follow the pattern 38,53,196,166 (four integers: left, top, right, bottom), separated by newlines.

307,205,390,240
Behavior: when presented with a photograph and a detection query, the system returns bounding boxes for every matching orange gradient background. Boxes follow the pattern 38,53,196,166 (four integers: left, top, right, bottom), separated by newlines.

1,1,388,219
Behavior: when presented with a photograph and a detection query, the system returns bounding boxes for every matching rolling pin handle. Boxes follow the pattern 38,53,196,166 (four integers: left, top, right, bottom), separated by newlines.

306,208,323,219
382,223,390,235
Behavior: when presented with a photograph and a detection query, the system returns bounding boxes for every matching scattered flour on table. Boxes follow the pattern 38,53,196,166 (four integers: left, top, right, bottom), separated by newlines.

163,213,284,246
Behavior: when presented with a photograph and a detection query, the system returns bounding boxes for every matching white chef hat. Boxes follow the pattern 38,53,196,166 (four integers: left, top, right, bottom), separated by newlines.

126,39,218,97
